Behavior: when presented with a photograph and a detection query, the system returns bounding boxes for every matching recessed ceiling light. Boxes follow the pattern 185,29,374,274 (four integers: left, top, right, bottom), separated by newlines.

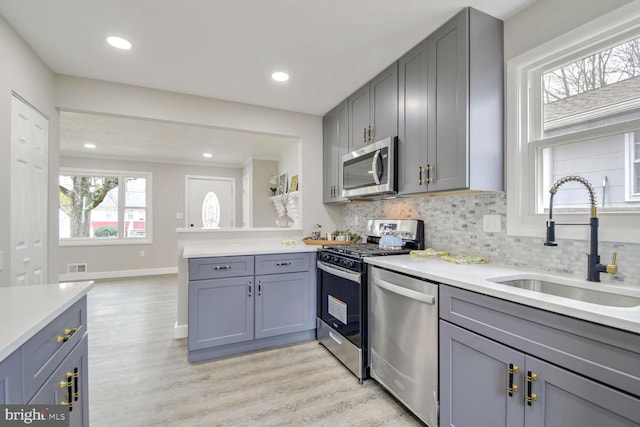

272,72,290,82
203,153,213,158
84,143,96,149
107,36,132,50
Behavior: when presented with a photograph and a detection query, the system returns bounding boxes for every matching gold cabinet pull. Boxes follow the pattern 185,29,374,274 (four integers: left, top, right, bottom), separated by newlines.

419,166,426,185
247,282,252,297
507,363,519,396
427,164,434,184
526,371,538,406
56,327,78,343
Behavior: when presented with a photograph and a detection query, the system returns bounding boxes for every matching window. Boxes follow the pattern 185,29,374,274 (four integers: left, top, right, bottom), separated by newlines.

59,168,152,245
507,3,640,243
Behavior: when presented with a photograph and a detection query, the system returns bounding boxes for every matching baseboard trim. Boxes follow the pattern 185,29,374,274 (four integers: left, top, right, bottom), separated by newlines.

59,267,177,282
174,322,188,339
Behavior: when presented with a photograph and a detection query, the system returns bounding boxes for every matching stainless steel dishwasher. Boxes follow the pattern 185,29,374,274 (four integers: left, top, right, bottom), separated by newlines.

369,265,439,427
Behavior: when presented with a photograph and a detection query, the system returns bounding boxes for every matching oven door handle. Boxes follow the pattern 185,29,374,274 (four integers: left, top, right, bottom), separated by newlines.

317,260,362,283
372,276,435,305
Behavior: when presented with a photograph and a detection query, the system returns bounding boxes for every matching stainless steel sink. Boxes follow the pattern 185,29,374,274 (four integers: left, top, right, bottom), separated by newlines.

487,276,640,308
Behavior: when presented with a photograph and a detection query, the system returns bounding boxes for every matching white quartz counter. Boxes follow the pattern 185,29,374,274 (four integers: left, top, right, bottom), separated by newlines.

0,281,94,361
365,255,640,334
183,240,319,258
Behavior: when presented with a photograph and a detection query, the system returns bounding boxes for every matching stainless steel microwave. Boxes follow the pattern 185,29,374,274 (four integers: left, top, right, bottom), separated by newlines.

342,136,397,199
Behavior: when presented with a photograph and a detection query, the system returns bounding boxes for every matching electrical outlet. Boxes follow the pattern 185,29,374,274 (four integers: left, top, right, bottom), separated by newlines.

140,250,145,257
483,215,501,233
176,212,184,219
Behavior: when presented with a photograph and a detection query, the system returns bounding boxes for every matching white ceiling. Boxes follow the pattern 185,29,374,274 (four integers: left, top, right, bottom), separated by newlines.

0,0,536,165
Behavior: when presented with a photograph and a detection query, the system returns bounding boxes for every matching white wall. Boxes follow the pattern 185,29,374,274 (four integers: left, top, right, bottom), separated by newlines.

54,75,343,237
503,0,633,60
249,159,279,227
0,15,58,286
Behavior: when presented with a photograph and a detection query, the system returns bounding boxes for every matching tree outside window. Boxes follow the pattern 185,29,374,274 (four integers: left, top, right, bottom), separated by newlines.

59,169,151,243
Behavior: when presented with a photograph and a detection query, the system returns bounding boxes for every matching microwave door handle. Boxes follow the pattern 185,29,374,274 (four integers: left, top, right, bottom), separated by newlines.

372,149,382,185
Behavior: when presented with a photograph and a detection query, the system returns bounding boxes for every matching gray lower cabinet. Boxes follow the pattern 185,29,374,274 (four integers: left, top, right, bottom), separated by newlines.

0,297,89,426
323,99,349,203
0,350,22,404
188,276,254,350
29,335,89,427
255,272,310,339
398,7,503,195
188,253,316,362
348,62,398,151
440,285,640,427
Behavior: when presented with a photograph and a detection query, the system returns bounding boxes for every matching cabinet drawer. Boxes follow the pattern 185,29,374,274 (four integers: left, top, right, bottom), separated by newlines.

189,256,254,280
255,253,312,275
440,284,640,397
22,297,87,401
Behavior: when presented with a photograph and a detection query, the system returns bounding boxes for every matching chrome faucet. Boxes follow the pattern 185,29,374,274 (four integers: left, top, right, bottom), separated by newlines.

544,175,618,282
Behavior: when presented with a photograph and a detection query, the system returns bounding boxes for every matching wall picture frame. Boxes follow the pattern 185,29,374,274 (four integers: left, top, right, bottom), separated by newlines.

290,175,299,192
278,173,288,194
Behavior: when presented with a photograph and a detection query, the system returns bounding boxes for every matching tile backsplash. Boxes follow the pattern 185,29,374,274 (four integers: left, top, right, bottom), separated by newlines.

343,192,640,288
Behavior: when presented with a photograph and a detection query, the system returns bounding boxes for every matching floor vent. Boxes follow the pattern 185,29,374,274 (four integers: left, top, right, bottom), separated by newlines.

67,263,88,273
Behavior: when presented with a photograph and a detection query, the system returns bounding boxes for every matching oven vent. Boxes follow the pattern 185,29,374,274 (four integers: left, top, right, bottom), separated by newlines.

67,263,87,274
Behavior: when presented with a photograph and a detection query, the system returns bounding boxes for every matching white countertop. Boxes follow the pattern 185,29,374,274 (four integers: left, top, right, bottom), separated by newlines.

0,281,94,361
183,240,319,258
365,255,640,334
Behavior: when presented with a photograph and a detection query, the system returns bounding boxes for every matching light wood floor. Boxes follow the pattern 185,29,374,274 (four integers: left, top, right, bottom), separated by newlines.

87,275,422,426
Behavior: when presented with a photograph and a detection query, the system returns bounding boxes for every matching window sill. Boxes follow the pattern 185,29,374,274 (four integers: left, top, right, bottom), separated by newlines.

59,238,152,247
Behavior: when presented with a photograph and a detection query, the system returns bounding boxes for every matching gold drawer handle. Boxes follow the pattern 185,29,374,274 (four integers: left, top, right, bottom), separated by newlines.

56,326,79,343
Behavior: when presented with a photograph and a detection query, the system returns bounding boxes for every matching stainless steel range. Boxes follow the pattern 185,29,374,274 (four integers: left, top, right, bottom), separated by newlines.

316,219,424,382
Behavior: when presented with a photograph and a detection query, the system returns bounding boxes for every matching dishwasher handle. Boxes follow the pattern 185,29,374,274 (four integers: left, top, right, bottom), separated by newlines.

372,276,435,304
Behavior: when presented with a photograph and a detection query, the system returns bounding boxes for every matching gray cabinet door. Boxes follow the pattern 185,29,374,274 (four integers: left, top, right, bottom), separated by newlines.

398,39,429,195
322,99,349,203
188,276,254,350
0,350,22,404
370,62,398,144
427,9,469,192
255,272,310,339
29,336,89,427
525,356,640,427
440,321,525,427
348,82,370,151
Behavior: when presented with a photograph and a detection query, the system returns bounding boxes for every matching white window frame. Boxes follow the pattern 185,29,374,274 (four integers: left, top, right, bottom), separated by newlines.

626,132,640,201
507,2,640,244
59,168,153,246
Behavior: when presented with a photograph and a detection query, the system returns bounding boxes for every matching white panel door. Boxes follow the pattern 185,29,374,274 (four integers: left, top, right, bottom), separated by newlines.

10,95,49,286
185,176,235,228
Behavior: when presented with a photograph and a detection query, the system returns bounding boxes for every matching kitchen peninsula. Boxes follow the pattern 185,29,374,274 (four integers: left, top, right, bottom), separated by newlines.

174,227,317,343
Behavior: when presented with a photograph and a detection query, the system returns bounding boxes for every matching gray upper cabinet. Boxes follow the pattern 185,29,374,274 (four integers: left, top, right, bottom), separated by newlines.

323,100,349,203
349,62,398,151
398,39,429,194
399,7,503,195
